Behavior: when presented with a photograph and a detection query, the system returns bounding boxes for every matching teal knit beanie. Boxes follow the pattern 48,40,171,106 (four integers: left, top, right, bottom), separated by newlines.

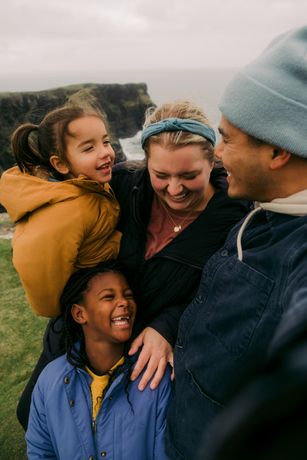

219,25,307,157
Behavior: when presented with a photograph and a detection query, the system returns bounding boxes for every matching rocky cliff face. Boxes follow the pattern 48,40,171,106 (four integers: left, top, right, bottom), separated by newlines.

0,83,153,172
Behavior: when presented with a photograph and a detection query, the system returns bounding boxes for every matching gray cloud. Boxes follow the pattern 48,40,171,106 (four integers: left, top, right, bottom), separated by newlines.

0,0,306,91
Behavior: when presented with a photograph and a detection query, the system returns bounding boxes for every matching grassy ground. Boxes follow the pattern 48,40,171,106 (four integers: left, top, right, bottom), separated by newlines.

0,212,14,239
0,238,48,458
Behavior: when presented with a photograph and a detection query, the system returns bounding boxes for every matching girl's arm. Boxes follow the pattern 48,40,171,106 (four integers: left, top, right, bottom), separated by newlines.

13,193,120,317
13,198,85,317
26,383,57,459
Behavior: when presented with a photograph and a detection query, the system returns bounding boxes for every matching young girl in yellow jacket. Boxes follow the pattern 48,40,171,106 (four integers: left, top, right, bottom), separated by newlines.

0,103,121,318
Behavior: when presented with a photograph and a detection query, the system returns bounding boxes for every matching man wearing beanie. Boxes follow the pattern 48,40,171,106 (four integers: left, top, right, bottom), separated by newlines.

166,25,307,460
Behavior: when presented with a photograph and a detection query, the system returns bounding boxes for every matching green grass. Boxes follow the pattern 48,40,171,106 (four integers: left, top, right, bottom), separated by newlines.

0,239,48,458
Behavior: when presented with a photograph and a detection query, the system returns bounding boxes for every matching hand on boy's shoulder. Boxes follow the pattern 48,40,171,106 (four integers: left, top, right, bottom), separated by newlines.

130,354,173,395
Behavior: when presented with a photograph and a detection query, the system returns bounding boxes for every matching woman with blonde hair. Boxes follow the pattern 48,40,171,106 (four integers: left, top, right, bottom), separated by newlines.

111,100,249,389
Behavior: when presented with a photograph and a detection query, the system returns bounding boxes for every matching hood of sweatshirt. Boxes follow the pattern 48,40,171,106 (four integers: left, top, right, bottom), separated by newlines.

0,166,112,223
236,189,307,261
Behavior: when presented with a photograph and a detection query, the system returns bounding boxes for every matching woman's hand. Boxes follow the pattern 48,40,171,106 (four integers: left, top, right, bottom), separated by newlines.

128,327,174,391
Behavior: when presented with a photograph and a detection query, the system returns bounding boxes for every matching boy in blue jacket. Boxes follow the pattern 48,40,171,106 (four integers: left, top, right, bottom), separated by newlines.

26,262,172,459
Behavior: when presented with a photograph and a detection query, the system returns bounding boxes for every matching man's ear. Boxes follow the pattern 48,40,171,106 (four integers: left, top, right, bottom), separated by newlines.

269,149,291,170
71,303,87,325
50,155,70,175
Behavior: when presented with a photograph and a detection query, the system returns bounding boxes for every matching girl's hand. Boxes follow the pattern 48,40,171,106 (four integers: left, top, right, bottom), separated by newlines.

128,327,174,391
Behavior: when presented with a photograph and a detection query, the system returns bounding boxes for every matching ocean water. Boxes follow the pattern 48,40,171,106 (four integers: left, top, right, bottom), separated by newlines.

118,67,237,160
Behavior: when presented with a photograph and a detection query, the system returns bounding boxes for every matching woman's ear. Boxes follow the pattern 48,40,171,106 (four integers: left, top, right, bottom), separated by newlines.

50,155,70,175
71,303,87,325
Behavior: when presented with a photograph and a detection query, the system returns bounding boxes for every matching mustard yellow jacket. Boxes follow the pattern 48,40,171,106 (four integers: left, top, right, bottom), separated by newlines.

0,166,121,317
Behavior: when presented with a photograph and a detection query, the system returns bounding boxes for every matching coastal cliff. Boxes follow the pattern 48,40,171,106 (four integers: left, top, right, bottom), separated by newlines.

0,82,153,172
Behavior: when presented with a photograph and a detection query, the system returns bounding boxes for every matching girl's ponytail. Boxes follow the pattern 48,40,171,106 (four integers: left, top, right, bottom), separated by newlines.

11,123,43,174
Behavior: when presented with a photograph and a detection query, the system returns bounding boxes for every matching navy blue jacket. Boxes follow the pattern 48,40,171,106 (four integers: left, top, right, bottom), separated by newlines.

166,209,307,459
26,355,172,459
201,287,307,460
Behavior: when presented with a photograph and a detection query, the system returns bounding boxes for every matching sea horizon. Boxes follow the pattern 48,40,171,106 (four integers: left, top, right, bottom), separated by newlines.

0,67,236,120
118,68,235,159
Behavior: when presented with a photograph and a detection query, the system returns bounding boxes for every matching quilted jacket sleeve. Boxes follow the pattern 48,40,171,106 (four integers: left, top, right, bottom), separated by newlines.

26,380,57,459
13,193,121,317
154,367,173,459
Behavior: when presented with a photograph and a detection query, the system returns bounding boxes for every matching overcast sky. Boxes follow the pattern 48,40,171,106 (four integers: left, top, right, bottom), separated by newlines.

0,0,306,92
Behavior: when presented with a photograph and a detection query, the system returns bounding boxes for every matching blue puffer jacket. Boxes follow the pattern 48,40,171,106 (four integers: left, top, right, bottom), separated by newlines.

26,355,172,459
166,207,307,460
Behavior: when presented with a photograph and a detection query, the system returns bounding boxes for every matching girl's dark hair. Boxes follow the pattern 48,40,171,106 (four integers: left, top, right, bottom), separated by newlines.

60,260,124,368
11,103,106,179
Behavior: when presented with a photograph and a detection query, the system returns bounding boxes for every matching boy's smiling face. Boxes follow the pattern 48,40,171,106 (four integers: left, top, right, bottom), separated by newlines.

73,272,137,344
215,116,274,201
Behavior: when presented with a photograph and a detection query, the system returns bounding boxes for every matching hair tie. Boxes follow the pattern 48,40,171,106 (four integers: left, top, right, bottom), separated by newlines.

29,124,39,140
141,117,216,149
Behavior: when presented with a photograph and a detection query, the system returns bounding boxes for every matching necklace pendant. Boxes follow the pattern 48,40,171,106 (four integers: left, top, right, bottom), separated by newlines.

174,225,182,232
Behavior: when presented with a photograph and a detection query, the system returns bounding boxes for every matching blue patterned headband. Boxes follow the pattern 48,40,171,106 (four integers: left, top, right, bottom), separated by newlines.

141,117,216,149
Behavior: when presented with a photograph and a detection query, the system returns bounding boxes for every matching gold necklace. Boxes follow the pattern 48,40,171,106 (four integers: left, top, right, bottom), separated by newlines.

158,197,196,233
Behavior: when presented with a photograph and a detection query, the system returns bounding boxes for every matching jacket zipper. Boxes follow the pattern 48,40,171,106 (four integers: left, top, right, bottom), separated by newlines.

79,370,98,450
